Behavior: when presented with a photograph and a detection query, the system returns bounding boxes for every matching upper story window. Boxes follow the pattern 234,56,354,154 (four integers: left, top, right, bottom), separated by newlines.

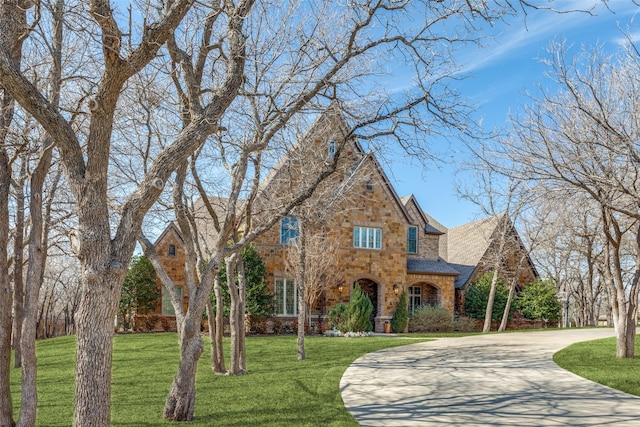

407,226,418,254
280,216,299,244
353,226,382,250
328,140,336,160
168,244,177,257
365,180,374,191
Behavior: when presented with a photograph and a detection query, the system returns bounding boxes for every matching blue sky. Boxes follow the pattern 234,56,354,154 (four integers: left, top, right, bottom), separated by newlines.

385,1,639,229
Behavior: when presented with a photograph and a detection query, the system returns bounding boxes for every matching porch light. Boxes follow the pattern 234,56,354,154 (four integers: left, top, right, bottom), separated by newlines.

337,283,344,294
393,284,400,295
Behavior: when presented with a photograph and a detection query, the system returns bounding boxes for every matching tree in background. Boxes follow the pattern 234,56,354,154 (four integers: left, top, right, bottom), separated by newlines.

215,245,273,319
391,290,408,333
516,278,561,326
119,256,159,331
464,272,511,321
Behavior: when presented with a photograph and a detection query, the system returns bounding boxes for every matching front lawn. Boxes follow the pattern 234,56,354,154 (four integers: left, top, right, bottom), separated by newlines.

553,335,640,396
10,333,428,426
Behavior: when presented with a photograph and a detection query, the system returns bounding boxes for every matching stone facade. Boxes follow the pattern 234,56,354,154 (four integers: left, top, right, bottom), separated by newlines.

150,107,538,332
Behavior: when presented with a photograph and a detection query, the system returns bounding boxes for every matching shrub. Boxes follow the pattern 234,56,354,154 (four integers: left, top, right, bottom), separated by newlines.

327,284,373,333
327,303,348,331
390,290,408,333
464,272,511,321
516,278,562,325
408,305,454,332
453,316,479,332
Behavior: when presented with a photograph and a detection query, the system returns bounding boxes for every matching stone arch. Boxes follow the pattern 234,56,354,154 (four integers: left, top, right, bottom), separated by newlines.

353,278,379,331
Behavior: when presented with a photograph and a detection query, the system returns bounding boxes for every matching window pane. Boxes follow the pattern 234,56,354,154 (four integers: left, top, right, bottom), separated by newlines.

275,279,284,315
285,280,296,315
375,229,382,249
354,227,360,248
281,217,299,244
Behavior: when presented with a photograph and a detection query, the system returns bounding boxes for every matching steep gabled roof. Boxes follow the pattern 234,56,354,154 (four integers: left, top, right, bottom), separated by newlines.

446,214,504,289
153,221,183,246
255,104,418,226
400,195,443,235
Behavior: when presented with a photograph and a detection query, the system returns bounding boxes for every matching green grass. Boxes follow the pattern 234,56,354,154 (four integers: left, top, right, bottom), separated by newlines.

554,335,640,396
10,333,429,426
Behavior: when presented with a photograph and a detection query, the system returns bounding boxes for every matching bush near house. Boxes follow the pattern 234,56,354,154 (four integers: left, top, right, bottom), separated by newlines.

327,284,373,332
119,255,159,331
408,305,455,332
464,272,512,321
390,290,408,333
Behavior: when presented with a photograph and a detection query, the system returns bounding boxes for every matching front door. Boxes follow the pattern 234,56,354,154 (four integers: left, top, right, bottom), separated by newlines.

355,279,378,331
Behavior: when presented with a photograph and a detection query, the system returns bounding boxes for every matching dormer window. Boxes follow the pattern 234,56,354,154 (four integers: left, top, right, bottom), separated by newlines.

328,140,336,160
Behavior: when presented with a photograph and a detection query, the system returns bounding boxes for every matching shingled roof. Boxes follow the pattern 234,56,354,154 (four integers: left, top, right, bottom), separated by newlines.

445,214,504,289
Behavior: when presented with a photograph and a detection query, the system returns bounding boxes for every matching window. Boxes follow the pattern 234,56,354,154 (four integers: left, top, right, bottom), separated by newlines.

353,227,382,250
407,226,418,254
280,216,299,244
408,286,421,313
162,286,183,316
365,180,374,191
328,140,336,160
275,278,297,316
168,244,176,257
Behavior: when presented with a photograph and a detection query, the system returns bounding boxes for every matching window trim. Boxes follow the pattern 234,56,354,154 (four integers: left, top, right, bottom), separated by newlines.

407,226,418,254
274,278,297,316
353,226,382,250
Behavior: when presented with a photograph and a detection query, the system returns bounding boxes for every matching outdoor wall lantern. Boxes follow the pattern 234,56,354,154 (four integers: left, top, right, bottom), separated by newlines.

393,284,399,295
337,283,344,294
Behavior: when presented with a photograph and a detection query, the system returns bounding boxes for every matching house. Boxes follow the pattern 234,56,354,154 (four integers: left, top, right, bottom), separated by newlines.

150,106,537,332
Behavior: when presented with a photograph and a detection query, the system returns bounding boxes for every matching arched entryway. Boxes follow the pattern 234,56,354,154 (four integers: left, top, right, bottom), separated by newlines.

355,279,378,331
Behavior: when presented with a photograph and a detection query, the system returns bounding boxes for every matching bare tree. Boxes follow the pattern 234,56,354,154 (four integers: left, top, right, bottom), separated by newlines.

499,40,640,357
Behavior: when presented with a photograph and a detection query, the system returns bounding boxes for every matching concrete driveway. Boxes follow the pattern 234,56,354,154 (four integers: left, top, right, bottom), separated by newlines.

340,329,640,426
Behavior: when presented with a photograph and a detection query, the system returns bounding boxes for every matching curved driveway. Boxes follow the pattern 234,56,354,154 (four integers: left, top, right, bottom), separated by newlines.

340,329,640,426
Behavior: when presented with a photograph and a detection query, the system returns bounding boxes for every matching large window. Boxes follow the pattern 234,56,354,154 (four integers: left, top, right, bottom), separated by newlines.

407,226,418,254
408,286,421,313
353,226,382,250
162,287,183,316
280,216,299,244
275,278,297,316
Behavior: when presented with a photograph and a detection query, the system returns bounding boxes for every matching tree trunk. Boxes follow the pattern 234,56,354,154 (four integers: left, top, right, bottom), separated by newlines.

74,268,124,427
164,323,203,421
483,271,499,333
0,151,14,427
212,275,226,374
236,255,247,372
11,157,25,369
498,278,517,332
206,299,225,374
296,222,307,360
226,255,244,375
17,140,54,427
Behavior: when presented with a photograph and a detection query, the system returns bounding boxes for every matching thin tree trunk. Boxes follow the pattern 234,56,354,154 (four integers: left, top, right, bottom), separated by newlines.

0,147,14,427
236,254,247,372
12,156,25,369
498,278,517,332
483,270,499,333
296,222,306,360
206,299,224,374
226,255,244,374
212,275,226,374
